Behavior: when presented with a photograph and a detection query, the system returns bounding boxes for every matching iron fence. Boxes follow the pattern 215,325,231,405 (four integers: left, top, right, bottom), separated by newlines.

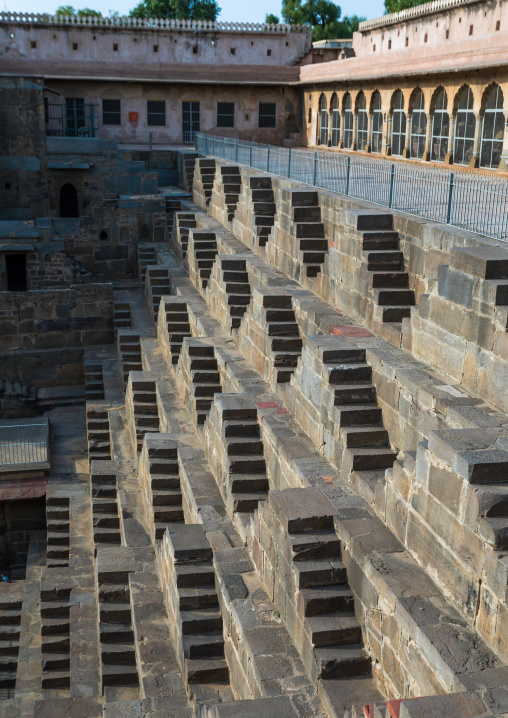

195,133,508,241
0,418,49,466
101,129,196,149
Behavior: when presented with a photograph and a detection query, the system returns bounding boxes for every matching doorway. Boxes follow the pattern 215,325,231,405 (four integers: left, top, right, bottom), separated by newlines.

6,254,27,291
182,101,200,143
60,183,79,218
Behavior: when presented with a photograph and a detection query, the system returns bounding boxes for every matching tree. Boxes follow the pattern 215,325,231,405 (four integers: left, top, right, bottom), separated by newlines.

384,0,433,13
265,13,280,23
129,0,220,21
280,0,364,40
55,4,103,15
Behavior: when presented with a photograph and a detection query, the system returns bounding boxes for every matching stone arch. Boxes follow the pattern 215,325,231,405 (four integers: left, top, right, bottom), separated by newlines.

452,84,473,118
480,82,504,117
355,90,367,114
408,86,425,114
59,183,79,218
389,88,405,116
369,89,382,115
430,85,448,114
342,91,352,113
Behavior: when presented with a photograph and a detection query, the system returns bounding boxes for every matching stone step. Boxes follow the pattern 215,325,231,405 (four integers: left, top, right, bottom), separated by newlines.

41,671,70,689
226,455,266,474
183,632,225,659
374,288,415,306
267,321,300,337
374,305,413,322
180,609,222,636
41,618,70,636
179,586,218,611
296,222,325,239
100,623,134,644
290,530,341,560
298,584,354,617
0,672,17,689
273,351,301,367
47,532,70,546
93,528,121,544
227,294,251,306
40,602,69,619
100,603,132,624
191,370,220,384
477,517,508,550
42,652,70,671
0,640,20,655
295,559,347,588
0,658,17,671
314,644,371,679
42,635,70,653
193,383,222,398
226,437,264,456
306,614,362,648
344,447,396,472
175,564,216,589
93,499,118,514
301,252,325,264
101,663,138,686
99,585,130,603
185,657,228,684
47,547,70,559
327,363,372,384
101,644,137,664
271,338,302,351
151,475,181,490
334,383,376,406
364,250,404,270
230,475,269,493
154,507,185,524
223,420,260,438
152,489,183,506
149,458,179,473
340,426,389,448
231,491,267,512
334,404,382,427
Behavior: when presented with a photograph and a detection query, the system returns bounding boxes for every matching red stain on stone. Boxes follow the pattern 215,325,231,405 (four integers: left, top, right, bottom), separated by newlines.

329,241,335,248
330,325,374,337
320,475,335,485
387,699,404,717
255,401,280,409
0,477,47,501
276,408,289,414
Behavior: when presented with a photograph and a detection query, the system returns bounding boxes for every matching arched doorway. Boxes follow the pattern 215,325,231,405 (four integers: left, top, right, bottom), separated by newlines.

59,183,79,218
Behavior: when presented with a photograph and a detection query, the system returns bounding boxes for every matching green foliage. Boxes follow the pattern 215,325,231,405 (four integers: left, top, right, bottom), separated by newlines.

265,13,280,23
129,0,220,20
55,4,103,15
280,0,363,39
384,0,433,14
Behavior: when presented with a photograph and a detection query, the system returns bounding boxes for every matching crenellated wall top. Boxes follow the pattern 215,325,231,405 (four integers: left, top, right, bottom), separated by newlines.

359,0,483,30
0,11,309,33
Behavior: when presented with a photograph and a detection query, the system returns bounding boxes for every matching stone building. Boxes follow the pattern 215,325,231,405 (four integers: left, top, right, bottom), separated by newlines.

0,1,508,717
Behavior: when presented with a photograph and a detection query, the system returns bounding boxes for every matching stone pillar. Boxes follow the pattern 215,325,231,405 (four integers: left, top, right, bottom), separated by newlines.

328,109,333,147
365,114,373,153
383,116,392,156
444,117,455,164
498,120,508,171
338,112,345,149
402,114,411,158
351,114,358,151
422,116,433,161
469,116,482,168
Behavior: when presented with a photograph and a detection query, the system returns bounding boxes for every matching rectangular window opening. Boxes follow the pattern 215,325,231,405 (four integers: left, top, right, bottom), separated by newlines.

147,99,166,126
31,40,37,48
113,43,118,51
259,102,276,129
388,39,392,49
267,48,272,56
217,101,235,128
6,254,27,292
192,45,198,53
469,24,473,35
496,20,501,30
424,33,428,42
230,47,236,55
405,37,409,46
153,44,158,52
102,98,121,126
73,42,78,50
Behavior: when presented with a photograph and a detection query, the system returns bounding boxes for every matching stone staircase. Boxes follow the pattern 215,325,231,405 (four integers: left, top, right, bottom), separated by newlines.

194,158,216,207
145,265,171,323
174,212,197,259
40,587,71,689
98,573,139,692
178,341,223,427
248,175,276,248
263,290,303,384
84,360,105,401
217,165,242,224
117,333,143,390
188,231,218,291
158,298,192,366
206,395,269,514
126,372,160,452
86,406,112,463
141,435,184,540
207,256,252,332
91,461,121,546
46,498,70,568
291,190,329,278
0,600,21,697
138,245,157,285
179,151,199,192
113,302,132,330
160,523,229,687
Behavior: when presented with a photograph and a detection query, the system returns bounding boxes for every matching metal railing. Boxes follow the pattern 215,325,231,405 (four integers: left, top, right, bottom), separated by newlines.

45,102,99,137
0,418,49,466
196,133,508,241
100,128,196,149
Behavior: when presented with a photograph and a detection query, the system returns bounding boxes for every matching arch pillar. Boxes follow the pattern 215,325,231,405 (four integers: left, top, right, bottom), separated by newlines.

422,117,432,161
365,114,373,153
444,117,455,164
328,109,333,147
402,113,411,158
383,116,392,156
351,114,358,151
498,119,508,172
338,112,345,149
469,116,482,168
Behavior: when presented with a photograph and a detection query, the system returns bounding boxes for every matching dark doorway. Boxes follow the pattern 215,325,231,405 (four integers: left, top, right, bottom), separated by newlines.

6,254,27,291
60,183,79,218
182,101,200,142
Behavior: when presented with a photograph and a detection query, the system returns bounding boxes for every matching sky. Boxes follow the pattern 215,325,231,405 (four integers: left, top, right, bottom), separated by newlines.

6,0,387,23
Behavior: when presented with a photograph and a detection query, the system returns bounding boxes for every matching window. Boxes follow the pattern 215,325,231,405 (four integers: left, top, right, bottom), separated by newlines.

405,37,409,46
319,94,328,145
469,24,473,35
424,33,428,42
371,91,383,154
454,86,476,165
182,101,200,141
193,45,198,53
410,89,427,159
480,85,505,169
388,39,392,49
308,107,312,124
330,93,340,147
153,44,158,52
431,88,449,162
267,48,272,56
217,102,235,128
113,43,118,51
496,20,501,30
446,29,449,39
259,102,276,128
147,100,166,126
391,90,406,157
65,97,85,137
31,40,36,48
356,92,368,151
373,44,376,51
6,254,27,292
230,47,236,55
103,99,121,126
73,42,78,50
343,93,353,149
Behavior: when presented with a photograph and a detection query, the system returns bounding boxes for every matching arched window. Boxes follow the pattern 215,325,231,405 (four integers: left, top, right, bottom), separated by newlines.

410,89,427,159
356,92,368,151
431,88,449,162
371,91,383,154
454,86,476,166
480,85,505,169
60,183,79,218
330,93,340,147
391,90,406,157
343,93,353,149
319,94,328,146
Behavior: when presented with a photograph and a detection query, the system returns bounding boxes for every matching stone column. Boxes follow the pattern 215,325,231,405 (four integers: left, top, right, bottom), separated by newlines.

328,109,333,147
351,114,358,151
383,116,392,156
402,113,412,158
339,112,345,149
365,114,373,153
422,116,433,161
498,120,508,171
444,117,455,164
469,116,482,168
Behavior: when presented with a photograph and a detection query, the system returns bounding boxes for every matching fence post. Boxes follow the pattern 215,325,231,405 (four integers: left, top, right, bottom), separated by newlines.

446,172,455,224
90,104,95,138
313,152,318,186
267,146,271,173
235,138,239,163
149,131,153,151
287,147,292,179
388,164,395,208
345,156,351,195
249,145,253,167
